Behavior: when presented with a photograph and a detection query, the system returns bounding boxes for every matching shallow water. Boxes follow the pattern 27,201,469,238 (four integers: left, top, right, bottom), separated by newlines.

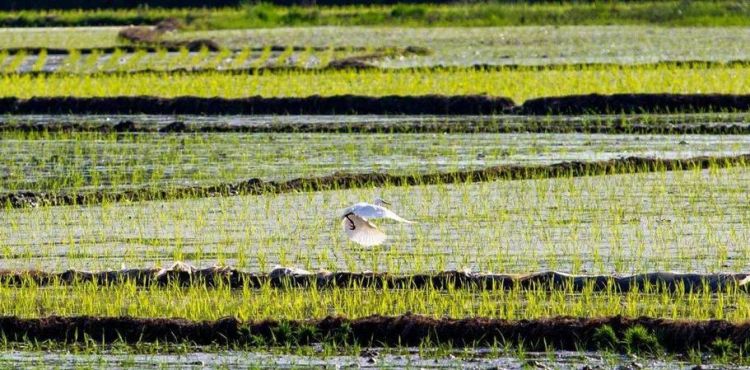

0,348,721,369
7,50,313,73
2,119,750,192
1,167,749,274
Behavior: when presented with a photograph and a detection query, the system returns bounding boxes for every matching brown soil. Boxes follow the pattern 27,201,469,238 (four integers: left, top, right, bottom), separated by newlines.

0,45,372,55
0,95,515,115
1,314,750,353
1,94,749,116
0,153,748,208
3,119,750,135
117,21,221,51
0,265,747,293
519,93,750,115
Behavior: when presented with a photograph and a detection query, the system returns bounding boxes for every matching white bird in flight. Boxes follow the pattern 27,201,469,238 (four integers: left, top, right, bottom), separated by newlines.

341,197,414,247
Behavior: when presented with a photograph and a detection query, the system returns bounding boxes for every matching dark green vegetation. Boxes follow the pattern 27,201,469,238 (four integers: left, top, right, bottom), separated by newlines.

1,1,749,28
5,314,750,361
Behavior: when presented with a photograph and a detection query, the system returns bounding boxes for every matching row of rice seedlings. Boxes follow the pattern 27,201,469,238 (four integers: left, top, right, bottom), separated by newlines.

316,46,336,68
250,46,273,69
2,50,27,73
230,47,252,70
3,64,746,100
0,280,748,322
30,49,47,72
271,45,295,67
100,49,125,71
2,130,749,193
58,49,80,73
0,160,749,274
121,49,147,72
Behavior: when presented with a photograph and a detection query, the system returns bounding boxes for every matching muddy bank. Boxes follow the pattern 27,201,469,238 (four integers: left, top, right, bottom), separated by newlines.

1,153,749,208
1,94,749,116
519,93,750,115
4,118,750,135
2,314,750,354
0,95,516,115
0,45,374,55
1,264,748,292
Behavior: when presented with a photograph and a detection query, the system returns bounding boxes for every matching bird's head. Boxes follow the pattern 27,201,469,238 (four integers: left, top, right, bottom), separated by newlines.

373,197,390,206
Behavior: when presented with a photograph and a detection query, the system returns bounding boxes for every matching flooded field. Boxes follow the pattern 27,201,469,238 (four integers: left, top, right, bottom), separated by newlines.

0,348,713,369
2,120,750,192
1,166,748,273
2,8,750,368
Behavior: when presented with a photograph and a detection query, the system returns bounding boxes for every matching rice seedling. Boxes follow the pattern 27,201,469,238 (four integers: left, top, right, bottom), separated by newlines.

1,154,748,275
3,51,26,73
229,47,251,70
1,131,748,193
29,49,47,72
2,64,746,102
0,279,749,323
250,46,272,69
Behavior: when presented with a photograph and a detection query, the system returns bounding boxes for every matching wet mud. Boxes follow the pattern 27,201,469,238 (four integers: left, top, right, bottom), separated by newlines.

2,314,750,354
1,94,749,116
0,45,372,55
0,264,747,292
519,93,750,115
0,95,516,115
1,153,748,208
3,118,750,134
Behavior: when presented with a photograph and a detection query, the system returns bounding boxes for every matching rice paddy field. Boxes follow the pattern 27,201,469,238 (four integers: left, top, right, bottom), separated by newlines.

2,2,750,368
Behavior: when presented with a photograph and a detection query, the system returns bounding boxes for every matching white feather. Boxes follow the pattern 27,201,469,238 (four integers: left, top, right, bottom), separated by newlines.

342,214,387,247
340,198,415,246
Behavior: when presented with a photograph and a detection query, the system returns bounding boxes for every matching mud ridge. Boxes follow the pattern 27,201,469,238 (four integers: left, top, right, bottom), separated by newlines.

4,119,750,135
1,263,748,292
0,45,374,55
2,314,750,353
519,93,750,115
1,94,749,116
3,153,749,208
0,95,516,115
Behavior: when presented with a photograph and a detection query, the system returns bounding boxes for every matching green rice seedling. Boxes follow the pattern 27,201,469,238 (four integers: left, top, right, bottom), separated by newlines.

0,50,8,70
30,49,47,72
81,50,101,73
294,46,312,68
118,49,146,72
591,325,619,350
2,51,26,73
316,46,334,68
100,48,124,71
206,48,232,70
60,49,80,73
274,45,295,67
623,326,661,355
250,46,272,69
188,46,210,69
3,64,747,101
229,47,251,70
712,338,738,360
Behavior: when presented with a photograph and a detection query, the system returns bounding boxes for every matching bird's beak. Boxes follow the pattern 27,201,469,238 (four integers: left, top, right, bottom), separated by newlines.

381,199,391,205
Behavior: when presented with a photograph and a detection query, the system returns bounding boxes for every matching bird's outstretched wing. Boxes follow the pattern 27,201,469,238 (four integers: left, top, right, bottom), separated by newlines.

346,203,414,224
342,214,387,247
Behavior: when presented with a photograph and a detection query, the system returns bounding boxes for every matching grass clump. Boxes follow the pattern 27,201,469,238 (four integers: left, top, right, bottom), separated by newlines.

591,325,619,350
623,326,662,355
